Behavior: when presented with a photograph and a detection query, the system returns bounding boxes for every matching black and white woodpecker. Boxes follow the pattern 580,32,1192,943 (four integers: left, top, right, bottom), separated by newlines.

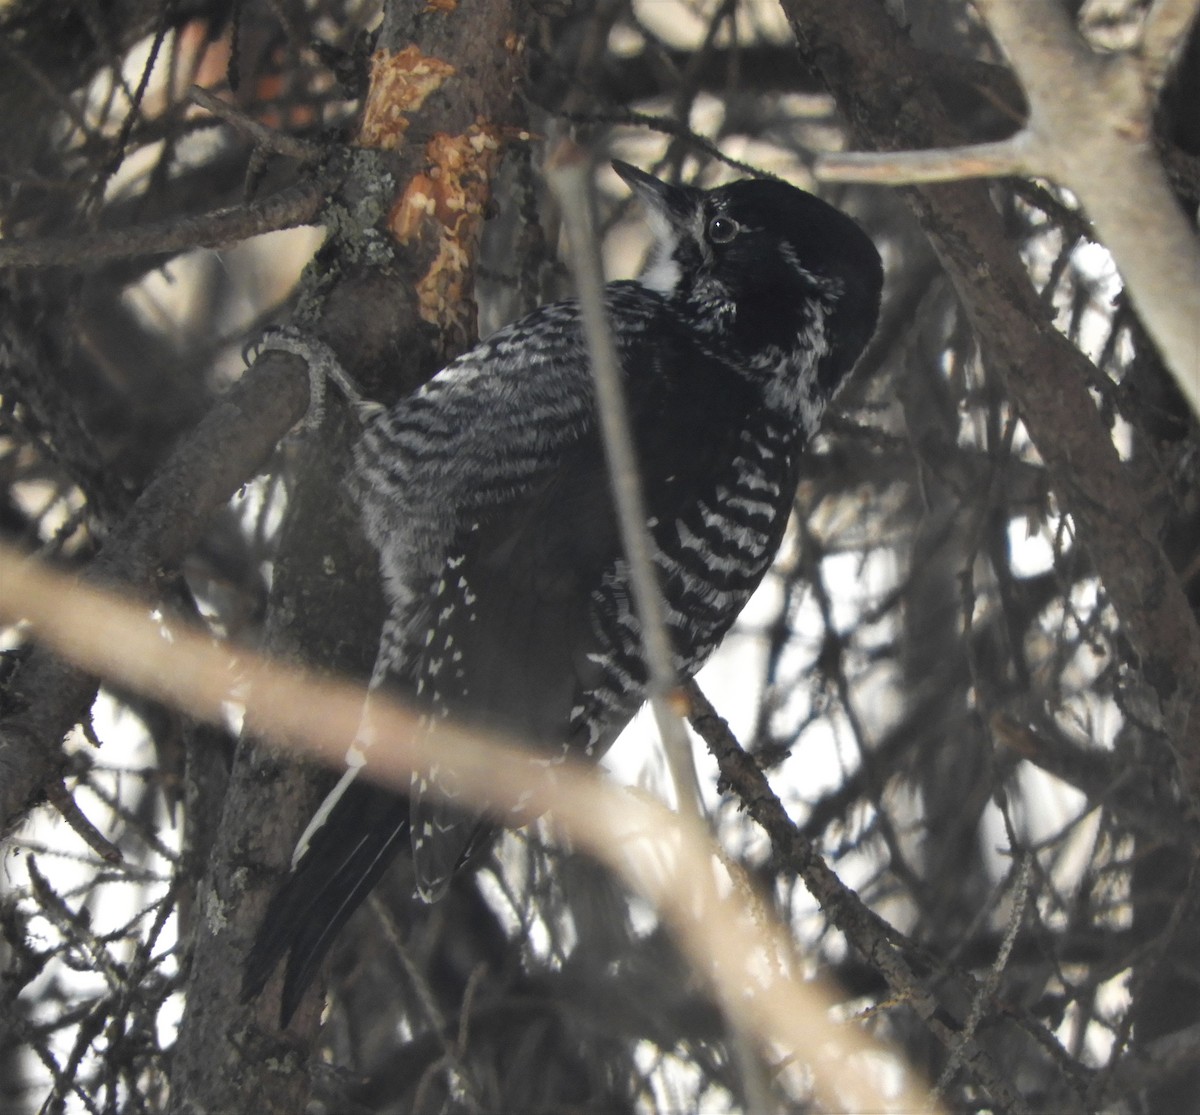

243,161,883,1023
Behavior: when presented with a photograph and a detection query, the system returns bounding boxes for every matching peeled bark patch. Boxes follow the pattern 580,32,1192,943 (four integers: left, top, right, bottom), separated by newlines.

359,45,457,150
390,124,505,344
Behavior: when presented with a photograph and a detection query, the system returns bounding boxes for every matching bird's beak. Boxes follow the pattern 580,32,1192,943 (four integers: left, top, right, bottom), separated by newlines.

612,161,692,227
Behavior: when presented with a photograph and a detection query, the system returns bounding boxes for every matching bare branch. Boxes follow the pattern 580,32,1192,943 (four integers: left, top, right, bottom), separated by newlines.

0,179,328,268
819,135,1035,185
972,0,1097,93
974,1,1200,419
686,682,1069,1115
934,856,1032,1098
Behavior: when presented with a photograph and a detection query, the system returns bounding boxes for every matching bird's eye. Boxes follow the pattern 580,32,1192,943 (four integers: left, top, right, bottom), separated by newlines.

707,215,740,244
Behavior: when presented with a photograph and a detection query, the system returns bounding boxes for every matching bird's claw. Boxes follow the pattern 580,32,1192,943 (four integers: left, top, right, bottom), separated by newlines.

250,325,384,433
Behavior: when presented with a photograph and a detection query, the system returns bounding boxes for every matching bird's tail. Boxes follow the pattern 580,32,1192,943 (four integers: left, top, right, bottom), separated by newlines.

241,777,410,1024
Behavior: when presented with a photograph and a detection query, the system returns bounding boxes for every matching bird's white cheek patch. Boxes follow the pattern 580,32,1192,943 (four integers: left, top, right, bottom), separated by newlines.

635,202,683,294
641,243,682,294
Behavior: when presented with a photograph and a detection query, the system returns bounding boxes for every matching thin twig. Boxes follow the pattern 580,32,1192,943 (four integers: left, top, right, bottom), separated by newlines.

189,86,324,161
45,781,124,864
368,894,482,1110
933,855,1033,1098
547,104,781,181
545,140,706,823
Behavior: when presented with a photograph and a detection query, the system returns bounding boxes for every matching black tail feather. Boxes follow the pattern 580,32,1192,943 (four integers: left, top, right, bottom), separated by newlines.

242,779,411,1024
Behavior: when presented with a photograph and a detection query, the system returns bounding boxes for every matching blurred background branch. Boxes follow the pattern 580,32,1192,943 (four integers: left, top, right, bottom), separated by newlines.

0,544,934,1114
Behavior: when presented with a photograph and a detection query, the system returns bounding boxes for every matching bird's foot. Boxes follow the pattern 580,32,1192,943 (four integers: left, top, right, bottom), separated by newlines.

249,325,385,433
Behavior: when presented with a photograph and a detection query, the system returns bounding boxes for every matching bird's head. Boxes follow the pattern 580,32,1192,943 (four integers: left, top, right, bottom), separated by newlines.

613,161,883,406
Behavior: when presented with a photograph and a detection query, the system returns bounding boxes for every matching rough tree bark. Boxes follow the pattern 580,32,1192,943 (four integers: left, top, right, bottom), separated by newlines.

166,2,530,1111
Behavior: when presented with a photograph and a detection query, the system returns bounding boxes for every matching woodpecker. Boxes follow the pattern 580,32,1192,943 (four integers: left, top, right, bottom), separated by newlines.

243,161,882,1022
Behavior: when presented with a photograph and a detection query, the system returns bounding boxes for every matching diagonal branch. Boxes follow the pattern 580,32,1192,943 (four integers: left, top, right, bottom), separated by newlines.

0,544,935,1115
685,683,1064,1114
0,178,329,268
